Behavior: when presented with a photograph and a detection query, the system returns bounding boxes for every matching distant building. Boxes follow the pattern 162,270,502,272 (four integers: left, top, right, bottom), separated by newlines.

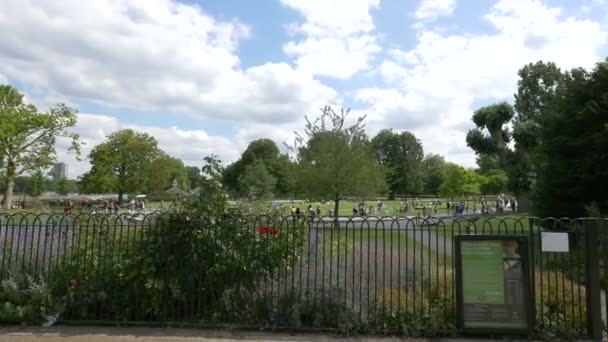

52,162,68,181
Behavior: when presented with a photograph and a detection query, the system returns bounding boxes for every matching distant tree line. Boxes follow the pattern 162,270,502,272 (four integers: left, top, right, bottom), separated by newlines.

2,58,606,215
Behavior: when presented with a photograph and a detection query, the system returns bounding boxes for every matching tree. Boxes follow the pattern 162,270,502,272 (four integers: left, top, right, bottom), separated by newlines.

185,166,202,190
467,61,565,213
222,138,296,197
56,178,69,196
294,106,385,218
29,170,47,198
0,85,80,209
371,129,424,199
476,154,500,174
145,155,189,192
533,59,608,217
480,169,509,195
238,160,277,200
421,154,447,196
79,129,165,203
438,163,482,199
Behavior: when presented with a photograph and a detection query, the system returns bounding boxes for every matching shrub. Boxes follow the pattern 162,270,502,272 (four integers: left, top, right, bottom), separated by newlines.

371,269,456,337
535,271,587,341
230,287,360,334
45,157,304,322
0,270,62,324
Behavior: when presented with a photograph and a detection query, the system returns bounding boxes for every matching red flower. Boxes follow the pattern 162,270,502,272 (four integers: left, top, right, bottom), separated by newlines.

258,227,279,235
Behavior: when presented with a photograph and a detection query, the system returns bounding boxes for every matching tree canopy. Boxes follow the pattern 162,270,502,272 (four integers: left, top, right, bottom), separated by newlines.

371,129,424,199
79,129,175,202
533,59,608,217
223,138,296,197
421,154,447,196
295,106,385,217
0,84,80,208
438,163,482,198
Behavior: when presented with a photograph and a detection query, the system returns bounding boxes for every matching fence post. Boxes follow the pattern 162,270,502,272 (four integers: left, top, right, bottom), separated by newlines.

585,219,602,341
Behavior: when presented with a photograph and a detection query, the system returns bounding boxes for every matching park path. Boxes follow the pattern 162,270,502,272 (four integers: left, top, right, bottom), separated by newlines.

0,325,502,342
402,228,454,256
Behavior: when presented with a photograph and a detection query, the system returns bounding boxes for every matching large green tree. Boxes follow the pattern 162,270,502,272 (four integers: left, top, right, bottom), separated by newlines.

371,129,424,199
295,106,385,218
533,59,608,217
79,129,166,203
223,138,296,197
421,154,447,196
185,166,202,190
467,61,564,213
238,160,277,200
29,170,47,198
0,85,80,209
145,155,189,192
438,163,482,199
479,169,509,195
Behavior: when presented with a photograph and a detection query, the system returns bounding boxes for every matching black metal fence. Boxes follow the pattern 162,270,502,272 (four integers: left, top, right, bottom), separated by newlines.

0,213,605,339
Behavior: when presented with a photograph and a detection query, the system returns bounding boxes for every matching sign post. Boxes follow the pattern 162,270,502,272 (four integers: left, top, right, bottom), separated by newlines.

455,235,532,336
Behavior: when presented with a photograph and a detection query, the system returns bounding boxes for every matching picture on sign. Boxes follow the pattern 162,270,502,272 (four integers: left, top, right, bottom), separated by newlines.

455,235,532,335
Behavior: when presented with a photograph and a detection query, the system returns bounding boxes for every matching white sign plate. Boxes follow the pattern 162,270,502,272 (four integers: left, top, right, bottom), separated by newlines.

541,232,569,252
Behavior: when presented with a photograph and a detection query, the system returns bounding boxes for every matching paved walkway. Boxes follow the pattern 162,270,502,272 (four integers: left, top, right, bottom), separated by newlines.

0,326,510,342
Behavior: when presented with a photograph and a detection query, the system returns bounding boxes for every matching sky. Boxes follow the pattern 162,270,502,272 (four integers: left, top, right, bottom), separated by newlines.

0,0,607,178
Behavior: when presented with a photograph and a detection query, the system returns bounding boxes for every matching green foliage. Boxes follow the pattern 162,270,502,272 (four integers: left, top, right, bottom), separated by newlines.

0,270,62,323
223,139,296,197
29,170,47,197
238,160,277,200
231,288,359,334
185,166,202,190
371,270,456,337
0,84,80,208
534,272,587,341
294,106,386,214
56,178,69,196
421,154,447,196
371,129,424,199
50,156,304,322
533,59,608,217
479,169,509,195
438,164,482,198
79,129,185,201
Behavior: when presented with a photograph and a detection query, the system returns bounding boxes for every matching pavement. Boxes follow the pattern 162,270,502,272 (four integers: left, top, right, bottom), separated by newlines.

0,326,514,342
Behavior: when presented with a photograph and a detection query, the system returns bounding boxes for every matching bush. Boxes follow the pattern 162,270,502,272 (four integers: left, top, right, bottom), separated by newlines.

371,269,456,337
0,270,62,324
224,287,360,334
535,271,587,341
45,157,304,322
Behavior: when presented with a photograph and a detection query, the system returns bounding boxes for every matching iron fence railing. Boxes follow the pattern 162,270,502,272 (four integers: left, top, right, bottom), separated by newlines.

0,213,605,339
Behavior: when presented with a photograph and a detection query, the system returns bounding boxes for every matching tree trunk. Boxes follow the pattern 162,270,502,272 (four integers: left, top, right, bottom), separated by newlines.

333,198,340,229
2,161,16,209
516,191,530,213
388,191,395,200
118,191,124,206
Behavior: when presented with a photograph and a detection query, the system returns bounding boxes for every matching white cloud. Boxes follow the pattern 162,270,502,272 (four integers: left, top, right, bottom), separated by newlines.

361,0,607,167
56,113,243,178
415,0,456,23
0,0,336,124
280,0,381,79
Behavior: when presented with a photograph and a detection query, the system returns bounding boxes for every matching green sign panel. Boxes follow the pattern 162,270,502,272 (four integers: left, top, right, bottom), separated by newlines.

456,236,531,334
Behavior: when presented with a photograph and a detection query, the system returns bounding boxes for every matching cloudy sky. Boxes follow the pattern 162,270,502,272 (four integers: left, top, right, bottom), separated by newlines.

1,0,607,178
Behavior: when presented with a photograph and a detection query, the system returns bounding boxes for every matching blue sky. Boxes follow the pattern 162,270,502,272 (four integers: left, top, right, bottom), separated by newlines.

0,0,607,177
